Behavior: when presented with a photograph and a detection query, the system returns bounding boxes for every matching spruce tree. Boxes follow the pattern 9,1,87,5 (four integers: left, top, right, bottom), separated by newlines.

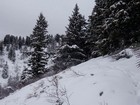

55,34,61,44
18,36,22,49
127,0,140,43
29,13,48,77
66,4,87,49
0,42,4,55
25,36,31,46
4,34,11,45
100,0,130,54
86,0,108,57
8,46,16,62
88,0,140,56
53,4,87,71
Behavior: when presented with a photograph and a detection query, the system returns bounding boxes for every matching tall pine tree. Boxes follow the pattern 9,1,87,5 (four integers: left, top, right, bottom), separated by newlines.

29,13,48,77
86,0,107,57
53,4,87,72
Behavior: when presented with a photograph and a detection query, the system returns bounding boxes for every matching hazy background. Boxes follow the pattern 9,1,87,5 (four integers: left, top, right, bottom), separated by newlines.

0,0,95,39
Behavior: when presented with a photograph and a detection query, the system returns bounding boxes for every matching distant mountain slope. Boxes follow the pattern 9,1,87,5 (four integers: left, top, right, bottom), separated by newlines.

0,49,140,105
0,47,29,87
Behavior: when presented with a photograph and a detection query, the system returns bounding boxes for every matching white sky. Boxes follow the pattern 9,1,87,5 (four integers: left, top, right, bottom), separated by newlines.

0,0,95,39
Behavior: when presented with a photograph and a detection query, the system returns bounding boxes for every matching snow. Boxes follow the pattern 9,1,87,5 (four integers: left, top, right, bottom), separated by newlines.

60,44,79,50
0,48,29,87
0,48,140,105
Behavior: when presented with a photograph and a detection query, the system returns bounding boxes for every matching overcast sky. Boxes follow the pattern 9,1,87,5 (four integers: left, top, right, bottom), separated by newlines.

0,0,95,38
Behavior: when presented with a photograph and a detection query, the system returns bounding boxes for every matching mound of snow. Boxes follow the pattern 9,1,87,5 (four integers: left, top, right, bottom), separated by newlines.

113,49,133,60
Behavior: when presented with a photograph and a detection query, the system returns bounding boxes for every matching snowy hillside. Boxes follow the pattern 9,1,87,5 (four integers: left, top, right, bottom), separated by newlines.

0,49,140,105
0,48,29,87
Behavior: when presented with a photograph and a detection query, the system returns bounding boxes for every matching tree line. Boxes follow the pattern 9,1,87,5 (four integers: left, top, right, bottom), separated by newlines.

22,1,140,82
1,0,140,84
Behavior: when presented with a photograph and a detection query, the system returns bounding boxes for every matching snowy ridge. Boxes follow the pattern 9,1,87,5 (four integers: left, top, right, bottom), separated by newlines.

0,49,140,105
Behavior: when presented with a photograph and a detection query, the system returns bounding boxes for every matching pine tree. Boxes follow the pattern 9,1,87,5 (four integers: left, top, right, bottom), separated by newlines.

29,13,48,77
53,4,87,71
85,15,99,58
86,0,108,57
15,36,19,50
18,36,22,49
127,0,140,43
8,46,16,62
10,35,16,45
55,34,61,44
66,4,87,49
4,34,11,45
25,36,31,46
0,42,4,55
88,0,140,56
2,62,9,79
22,37,25,45
101,0,130,54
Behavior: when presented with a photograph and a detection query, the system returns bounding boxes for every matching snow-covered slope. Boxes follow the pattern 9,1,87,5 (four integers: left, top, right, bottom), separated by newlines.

0,49,140,105
0,48,28,87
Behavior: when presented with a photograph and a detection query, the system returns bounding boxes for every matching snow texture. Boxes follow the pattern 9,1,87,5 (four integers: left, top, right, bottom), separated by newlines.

0,49,140,105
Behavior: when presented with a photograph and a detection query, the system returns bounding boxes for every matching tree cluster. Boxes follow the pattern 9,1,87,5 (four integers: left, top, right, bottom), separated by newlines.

87,0,140,56
16,1,140,82
4,35,31,49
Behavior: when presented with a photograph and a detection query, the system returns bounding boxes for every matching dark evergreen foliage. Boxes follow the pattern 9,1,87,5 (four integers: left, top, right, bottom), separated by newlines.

87,0,140,56
25,36,31,46
29,13,48,77
8,46,16,62
53,4,87,71
66,4,87,49
3,35,29,50
18,36,22,49
4,34,11,45
0,42,4,55
53,44,86,72
55,34,61,44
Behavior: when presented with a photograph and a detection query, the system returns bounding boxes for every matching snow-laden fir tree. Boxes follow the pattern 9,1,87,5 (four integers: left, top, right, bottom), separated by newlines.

28,13,48,77
2,62,9,79
100,0,130,54
53,4,87,72
66,4,87,49
85,0,107,57
88,0,140,56
127,0,140,43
